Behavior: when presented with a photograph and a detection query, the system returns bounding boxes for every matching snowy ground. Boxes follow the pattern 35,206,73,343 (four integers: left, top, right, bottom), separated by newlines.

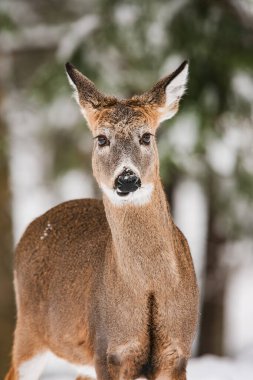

41,349,253,380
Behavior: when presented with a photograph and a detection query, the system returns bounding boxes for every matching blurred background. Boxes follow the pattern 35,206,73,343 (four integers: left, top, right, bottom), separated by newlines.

0,0,253,378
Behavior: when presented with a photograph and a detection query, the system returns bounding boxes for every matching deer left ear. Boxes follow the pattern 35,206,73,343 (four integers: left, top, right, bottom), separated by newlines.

144,61,189,123
65,62,108,129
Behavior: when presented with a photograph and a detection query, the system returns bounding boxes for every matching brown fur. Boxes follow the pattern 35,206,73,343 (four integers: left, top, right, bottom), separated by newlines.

5,62,198,380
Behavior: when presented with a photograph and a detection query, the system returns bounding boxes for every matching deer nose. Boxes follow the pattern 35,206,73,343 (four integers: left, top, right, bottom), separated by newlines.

115,169,141,194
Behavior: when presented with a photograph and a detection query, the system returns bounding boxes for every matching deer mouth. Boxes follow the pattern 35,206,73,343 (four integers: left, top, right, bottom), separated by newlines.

116,190,130,197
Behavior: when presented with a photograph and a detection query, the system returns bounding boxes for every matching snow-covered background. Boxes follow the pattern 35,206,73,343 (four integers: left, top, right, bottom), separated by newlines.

40,349,253,380
1,0,253,378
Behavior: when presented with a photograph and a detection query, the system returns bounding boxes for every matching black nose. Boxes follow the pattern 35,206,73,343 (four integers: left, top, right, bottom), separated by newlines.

115,169,141,195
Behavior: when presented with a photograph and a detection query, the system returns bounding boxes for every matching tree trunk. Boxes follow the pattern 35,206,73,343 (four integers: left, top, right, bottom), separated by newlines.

0,92,15,378
197,172,226,356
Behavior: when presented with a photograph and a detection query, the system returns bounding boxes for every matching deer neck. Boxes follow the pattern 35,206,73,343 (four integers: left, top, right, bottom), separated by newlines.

103,177,176,281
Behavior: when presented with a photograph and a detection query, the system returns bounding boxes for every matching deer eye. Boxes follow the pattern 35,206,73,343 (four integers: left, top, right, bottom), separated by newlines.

97,135,110,147
140,133,151,145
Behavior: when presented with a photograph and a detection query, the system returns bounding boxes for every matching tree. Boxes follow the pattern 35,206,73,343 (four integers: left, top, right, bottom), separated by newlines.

0,91,15,378
0,2,253,371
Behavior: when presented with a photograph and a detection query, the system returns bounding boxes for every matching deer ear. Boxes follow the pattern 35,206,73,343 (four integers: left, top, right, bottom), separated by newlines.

144,61,189,123
65,62,106,124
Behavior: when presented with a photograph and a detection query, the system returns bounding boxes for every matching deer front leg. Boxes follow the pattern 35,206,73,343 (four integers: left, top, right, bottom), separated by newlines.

4,321,48,380
154,345,187,380
4,367,17,380
95,341,147,380
108,341,147,380
4,352,48,380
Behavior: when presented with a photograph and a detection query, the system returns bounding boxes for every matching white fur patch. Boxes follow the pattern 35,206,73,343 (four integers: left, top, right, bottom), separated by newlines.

66,71,89,121
18,351,49,380
18,350,96,380
46,351,96,379
100,182,154,206
113,160,140,180
66,72,80,105
165,62,188,103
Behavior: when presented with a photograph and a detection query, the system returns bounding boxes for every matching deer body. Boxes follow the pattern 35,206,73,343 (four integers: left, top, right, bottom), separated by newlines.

5,62,198,380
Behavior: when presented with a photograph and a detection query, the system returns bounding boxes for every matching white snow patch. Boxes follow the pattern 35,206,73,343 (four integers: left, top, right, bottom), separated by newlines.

40,222,53,241
188,354,253,380
168,113,198,155
146,22,166,48
55,170,94,201
114,4,139,26
4,94,56,242
46,97,80,130
206,138,237,176
0,24,66,53
223,242,253,356
57,15,99,61
4,93,95,243
172,178,208,354
173,178,208,288
232,71,253,102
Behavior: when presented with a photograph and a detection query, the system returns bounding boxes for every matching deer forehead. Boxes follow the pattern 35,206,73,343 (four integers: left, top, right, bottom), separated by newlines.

92,103,158,135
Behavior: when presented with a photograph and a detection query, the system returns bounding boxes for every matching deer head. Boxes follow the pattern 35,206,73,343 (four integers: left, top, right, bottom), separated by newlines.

65,61,188,206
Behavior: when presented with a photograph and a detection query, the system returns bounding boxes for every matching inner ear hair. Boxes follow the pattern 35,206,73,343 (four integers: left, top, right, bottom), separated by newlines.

140,60,189,106
65,62,104,108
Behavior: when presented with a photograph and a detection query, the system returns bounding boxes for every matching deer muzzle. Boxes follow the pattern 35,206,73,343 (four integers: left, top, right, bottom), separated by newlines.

114,169,141,196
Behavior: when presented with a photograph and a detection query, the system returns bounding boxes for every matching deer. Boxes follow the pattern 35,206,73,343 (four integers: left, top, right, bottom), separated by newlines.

5,60,199,380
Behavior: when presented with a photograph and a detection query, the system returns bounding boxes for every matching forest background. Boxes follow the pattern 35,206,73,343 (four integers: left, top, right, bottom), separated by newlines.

0,0,253,377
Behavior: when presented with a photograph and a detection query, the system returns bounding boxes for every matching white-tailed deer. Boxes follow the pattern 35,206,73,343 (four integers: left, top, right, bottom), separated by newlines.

5,61,198,380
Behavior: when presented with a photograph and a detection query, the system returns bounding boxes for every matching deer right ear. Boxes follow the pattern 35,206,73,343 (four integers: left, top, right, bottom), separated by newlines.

142,61,189,124
65,63,105,125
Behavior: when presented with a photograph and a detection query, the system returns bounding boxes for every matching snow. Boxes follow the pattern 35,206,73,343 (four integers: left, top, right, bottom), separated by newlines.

0,0,38,26
46,96,80,130
0,11,98,56
57,15,99,61
232,72,253,102
114,4,139,26
5,94,56,243
40,351,253,380
0,24,66,53
188,354,253,380
223,242,253,355
166,113,199,154
4,93,95,243
173,179,208,289
206,137,237,177
173,179,208,354
55,170,94,201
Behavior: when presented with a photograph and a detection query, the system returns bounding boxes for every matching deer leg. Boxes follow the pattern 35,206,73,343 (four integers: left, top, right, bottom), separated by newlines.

106,341,147,380
4,352,48,380
4,321,48,380
4,367,17,380
152,342,188,380
155,368,186,380
154,349,188,380
17,352,49,380
155,370,186,380
94,340,147,380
